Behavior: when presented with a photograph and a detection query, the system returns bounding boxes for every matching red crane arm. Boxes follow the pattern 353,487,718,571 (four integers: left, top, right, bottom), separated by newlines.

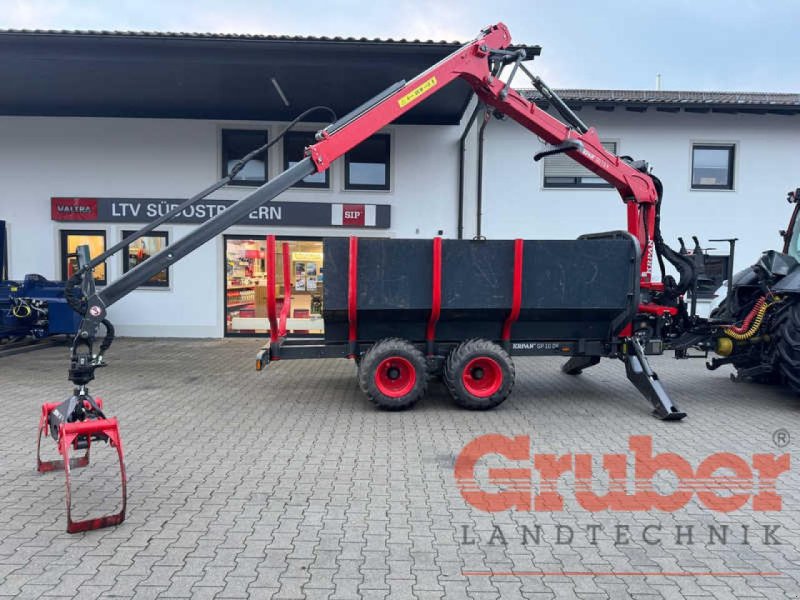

307,22,659,285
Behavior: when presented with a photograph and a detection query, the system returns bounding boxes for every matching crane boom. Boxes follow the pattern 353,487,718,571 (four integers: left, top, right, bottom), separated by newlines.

42,21,692,534
75,22,664,346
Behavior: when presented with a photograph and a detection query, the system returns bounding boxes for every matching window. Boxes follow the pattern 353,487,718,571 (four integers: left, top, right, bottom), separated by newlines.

691,144,735,190
224,236,324,337
543,141,617,188
122,231,169,287
345,134,390,191
221,129,268,186
283,131,329,188
60,230,107,285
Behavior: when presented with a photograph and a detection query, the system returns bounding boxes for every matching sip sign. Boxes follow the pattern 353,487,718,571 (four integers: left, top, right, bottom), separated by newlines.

343,204,365,226
332,203,378,227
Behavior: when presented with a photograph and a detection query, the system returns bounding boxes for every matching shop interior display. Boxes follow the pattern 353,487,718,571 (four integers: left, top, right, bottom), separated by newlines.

225,238,323,335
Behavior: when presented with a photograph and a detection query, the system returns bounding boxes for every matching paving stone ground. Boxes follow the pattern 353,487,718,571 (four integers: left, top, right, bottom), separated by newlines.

1,337,799,599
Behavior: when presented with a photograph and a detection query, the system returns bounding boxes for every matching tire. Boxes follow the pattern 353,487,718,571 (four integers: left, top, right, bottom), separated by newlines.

359,338,427,410
443,338,515,410
775,300,800,394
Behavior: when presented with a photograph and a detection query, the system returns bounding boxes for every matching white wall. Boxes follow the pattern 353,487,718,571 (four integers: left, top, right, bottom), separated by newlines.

0,117,461,337
2,109,797,337
468,109,800,279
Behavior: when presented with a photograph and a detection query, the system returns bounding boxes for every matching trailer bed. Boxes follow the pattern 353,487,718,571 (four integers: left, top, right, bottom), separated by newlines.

257,233,684,420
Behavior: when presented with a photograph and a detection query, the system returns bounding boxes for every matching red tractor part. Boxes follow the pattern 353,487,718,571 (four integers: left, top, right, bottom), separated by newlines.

37,399,127,533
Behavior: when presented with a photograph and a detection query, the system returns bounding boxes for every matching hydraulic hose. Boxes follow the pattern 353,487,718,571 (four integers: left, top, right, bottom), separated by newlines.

650,174,696,301
724,296,771,340
98,318,115,356
64,272,87,316
11,302,32,319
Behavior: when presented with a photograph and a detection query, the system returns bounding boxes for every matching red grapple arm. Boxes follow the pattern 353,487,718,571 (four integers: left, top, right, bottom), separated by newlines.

307,22,659,285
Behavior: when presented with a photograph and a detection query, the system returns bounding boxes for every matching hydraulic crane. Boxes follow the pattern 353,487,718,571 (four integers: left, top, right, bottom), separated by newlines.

39,22,693,532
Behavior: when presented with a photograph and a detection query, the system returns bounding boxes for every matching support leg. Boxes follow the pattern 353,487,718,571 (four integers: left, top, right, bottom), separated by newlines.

624,339,686,421
562,355,600,375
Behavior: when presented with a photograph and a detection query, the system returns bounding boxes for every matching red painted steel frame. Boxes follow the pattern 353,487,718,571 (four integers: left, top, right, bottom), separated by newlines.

266,236,279,343
502,239,524,341
347,237,358,356
426,237,443,350
306,22,659,288
37,398,103,473
37,398,126,533
279,242,292,336
59,417,126,533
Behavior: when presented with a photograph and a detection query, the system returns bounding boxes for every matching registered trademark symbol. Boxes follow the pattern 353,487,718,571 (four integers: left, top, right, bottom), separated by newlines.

773,428,790,448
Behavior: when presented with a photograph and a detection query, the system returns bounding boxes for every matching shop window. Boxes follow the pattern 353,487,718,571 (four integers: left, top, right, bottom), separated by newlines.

224,236,324,337
284,131,329,188
60,230,107,285
221,129,268,186
691,144,735,190
345,134,390,191
543,141,617,188
122,231,169,287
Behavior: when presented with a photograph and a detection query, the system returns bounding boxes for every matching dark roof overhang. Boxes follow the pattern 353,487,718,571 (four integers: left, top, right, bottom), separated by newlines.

0,29,541,125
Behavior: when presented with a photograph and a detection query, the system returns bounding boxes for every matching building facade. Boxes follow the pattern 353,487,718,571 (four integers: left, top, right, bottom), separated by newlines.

1,31,798,337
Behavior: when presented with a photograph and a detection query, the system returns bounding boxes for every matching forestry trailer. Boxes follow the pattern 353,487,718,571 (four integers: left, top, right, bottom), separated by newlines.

37,22,744,532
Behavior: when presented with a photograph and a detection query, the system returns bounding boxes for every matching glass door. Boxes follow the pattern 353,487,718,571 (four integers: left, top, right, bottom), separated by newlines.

224,236,324,337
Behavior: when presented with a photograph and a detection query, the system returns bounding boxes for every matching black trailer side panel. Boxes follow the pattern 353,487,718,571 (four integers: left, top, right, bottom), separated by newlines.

436,240,514,341
512,239,638,340
323,238,432,342
323,235,639,344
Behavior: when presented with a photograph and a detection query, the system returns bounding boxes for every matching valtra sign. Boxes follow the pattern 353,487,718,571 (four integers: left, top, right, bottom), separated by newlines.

51,198,98,221
50,197,390,229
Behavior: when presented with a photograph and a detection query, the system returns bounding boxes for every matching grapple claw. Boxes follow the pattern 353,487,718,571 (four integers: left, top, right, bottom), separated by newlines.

37,399,127,533
37,400,100,472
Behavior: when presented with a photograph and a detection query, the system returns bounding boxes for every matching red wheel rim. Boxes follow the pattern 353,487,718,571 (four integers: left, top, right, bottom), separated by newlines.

375,356,416,398
462,357,502,397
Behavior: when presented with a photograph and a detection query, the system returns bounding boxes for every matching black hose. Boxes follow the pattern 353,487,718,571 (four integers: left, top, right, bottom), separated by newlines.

61,104,339,319
650,174,696,302
227,105,338,179
64,273,87,315
99,318,115,355
650,177,668,282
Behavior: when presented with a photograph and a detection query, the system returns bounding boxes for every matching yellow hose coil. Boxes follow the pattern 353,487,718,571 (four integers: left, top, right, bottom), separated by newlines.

723,298,773,341
11,303,32,319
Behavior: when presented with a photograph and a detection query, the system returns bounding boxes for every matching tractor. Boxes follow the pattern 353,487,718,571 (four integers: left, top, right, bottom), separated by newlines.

707,188,800,392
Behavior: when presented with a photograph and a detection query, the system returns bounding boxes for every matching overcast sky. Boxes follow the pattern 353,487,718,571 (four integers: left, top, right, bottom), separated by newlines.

2,0,798,92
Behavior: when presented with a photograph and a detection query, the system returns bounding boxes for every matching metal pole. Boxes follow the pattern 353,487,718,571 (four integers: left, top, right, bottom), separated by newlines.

475,108,490,239
457,99,481,240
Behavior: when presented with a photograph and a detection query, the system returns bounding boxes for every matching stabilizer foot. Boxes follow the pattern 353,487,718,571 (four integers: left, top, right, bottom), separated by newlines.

562,355,600,375
624,339,686,421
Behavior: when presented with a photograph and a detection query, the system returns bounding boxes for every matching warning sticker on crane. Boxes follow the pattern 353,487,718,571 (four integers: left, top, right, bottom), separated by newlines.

398,76,438,107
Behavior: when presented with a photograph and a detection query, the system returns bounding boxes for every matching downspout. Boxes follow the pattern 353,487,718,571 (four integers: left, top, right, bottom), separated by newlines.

457,100,481,240
0,220,6,280
476,108,491,239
